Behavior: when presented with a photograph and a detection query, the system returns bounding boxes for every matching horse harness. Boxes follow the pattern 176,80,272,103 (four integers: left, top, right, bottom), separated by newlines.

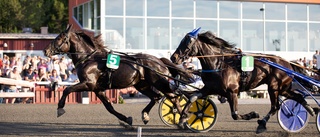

189,38,251,91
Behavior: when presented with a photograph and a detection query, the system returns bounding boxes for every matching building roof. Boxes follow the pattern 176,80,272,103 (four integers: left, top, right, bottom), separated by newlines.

0,33,58,39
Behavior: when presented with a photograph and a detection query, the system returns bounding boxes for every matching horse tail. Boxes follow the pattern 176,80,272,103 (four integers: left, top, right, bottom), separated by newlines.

160,58,193,80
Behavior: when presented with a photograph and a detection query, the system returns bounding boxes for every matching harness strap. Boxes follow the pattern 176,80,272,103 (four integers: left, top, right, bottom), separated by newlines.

74,50,97,68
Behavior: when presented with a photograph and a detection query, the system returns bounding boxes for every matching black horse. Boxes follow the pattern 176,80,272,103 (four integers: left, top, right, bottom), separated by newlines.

43,24,192,126
170,28,315,133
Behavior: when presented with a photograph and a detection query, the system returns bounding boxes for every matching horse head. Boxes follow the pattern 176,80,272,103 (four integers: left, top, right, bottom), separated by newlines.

170,27,201,65
44,24,73,57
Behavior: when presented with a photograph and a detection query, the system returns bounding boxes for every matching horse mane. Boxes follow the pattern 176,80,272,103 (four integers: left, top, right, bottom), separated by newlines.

75,31,107,52
198,31,236,49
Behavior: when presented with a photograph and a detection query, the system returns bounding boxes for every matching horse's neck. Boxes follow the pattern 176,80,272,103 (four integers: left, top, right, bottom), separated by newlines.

198,44,241,73
70,36,98,62
197,43,224,70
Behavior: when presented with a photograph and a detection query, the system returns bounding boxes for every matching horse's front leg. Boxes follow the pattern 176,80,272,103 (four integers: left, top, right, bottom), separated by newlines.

95,91,133,125
228,92,259,120
57,82,90,117
135,85,163,125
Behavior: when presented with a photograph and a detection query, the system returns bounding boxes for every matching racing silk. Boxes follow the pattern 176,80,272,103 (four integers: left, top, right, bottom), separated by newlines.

169,74,204,92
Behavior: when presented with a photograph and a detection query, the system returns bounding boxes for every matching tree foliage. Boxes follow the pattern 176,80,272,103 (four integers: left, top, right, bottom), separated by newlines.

0,0,68,33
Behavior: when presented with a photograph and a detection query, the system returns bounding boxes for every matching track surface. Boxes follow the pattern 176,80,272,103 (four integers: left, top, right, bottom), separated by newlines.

0,102,319,137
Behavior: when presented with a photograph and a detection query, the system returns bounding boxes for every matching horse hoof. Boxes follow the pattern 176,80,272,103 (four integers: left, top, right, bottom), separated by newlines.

177,122,185,130
126,117,133,126
256,124,267,134
57,108,65,117
256,120,267,134
142,112,150,125
218,96,227,103
250,111,260,119
143,120,149,125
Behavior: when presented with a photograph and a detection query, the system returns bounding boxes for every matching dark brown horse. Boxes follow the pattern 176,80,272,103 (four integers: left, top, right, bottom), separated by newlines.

170,28,315,133
43,24,191,126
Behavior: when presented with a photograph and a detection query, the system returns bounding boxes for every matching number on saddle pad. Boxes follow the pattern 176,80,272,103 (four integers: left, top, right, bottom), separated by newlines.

241,56,254,71
106,54,120,69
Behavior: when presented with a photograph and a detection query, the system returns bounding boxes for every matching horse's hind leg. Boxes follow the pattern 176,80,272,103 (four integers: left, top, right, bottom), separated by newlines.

286,90,315,116
95,91,133,125
256,89,279,134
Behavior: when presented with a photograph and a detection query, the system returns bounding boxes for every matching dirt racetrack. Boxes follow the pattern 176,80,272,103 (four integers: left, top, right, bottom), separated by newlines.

0,101,319,137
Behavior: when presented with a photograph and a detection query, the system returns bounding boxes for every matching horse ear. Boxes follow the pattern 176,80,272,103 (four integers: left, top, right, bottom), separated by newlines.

65,24,73,33
189,27,201,37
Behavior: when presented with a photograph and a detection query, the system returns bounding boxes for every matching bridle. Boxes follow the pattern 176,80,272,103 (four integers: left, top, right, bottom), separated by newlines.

51,32,98,67
52,32,71,55
177,35,198,61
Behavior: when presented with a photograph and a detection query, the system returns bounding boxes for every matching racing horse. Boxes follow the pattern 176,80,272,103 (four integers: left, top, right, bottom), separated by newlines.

43,24,192,126
170,28,315,133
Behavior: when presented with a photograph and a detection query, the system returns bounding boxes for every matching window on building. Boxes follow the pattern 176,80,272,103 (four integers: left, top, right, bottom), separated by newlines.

195,20,217,34
172,0,193,17
78,5,83,26
96,0,100,17
265,22,285,51
105,18,124,49
172,19,193,49
147,0,169,17
265,3,285,20
243,21,263,51
90,1,94,30
288,23,307,51
219,20,240,48
309,5,320,21
147,19,169,50
287,4,307,21
219,1,240,19
105,0,123,15
126,18,144,49
73,7,78,20
126,0,143,16
196,0,217,18
309,23,320,52
83,3,89,29
242,2,263,19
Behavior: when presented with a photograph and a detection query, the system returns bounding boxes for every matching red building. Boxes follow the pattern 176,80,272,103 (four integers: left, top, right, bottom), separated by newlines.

0,27,57,58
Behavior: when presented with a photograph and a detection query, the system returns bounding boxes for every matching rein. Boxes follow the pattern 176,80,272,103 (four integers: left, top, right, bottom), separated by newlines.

122,58,198,88
192,52,320,75
74,50,98,68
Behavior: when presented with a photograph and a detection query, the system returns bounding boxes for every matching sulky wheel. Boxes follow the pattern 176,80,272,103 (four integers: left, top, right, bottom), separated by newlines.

317,112,320,133
277,99,309,133
158,95,188,126
185,98,218,132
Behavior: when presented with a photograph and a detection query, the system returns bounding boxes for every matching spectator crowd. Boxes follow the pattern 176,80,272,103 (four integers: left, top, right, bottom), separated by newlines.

0,55,79,104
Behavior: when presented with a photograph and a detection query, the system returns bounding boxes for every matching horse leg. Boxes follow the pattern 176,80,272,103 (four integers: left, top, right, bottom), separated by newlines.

95,91,133,125
223,90,259,121
135,85,162,124
177,88,210,129
57,83,89,117
227,92,242,120
286,90,315,116
256,90,278,134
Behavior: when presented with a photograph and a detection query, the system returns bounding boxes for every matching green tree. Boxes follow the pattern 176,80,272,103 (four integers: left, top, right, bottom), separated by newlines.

0,0,68,33
45,0,69,33
0,0,22,33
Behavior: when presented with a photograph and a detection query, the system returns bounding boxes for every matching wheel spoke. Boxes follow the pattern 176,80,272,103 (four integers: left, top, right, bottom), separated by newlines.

163,101,173,108
162,111,172,117
189,114,199,126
